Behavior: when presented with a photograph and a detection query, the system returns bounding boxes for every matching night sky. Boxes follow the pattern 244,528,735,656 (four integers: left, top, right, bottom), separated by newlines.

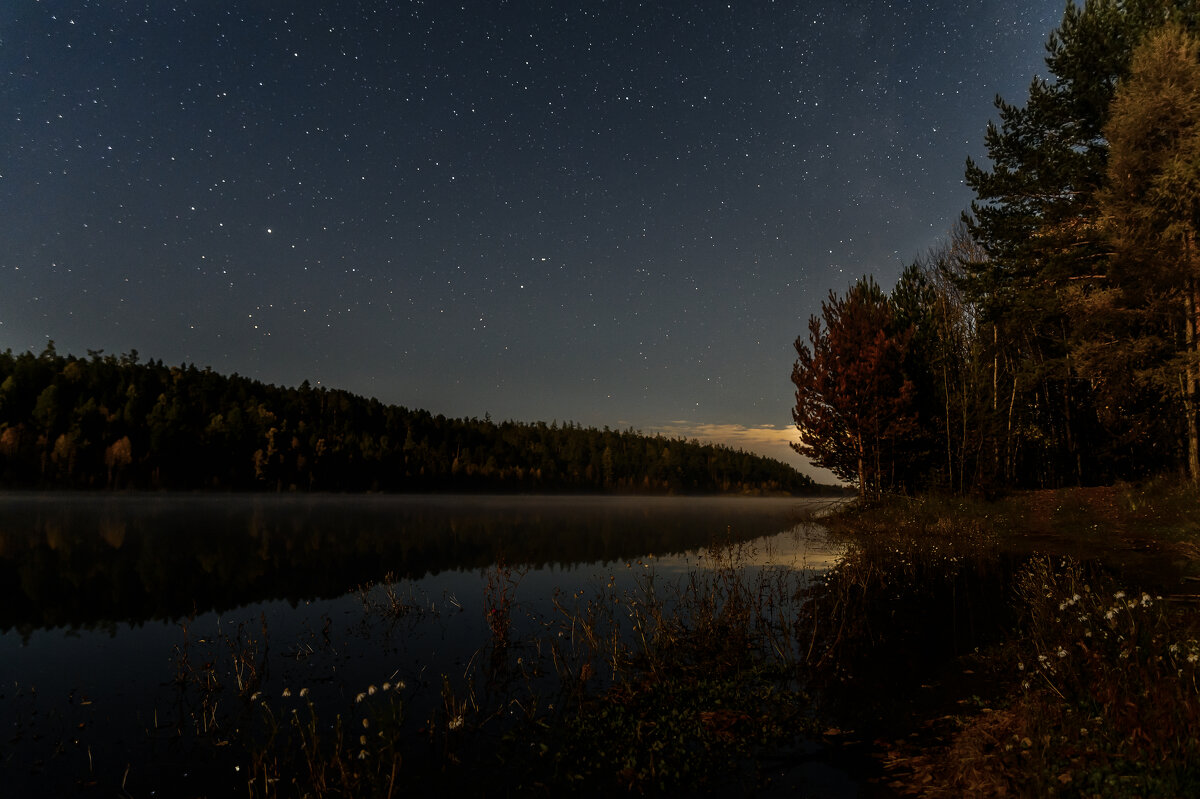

2,1,1065,481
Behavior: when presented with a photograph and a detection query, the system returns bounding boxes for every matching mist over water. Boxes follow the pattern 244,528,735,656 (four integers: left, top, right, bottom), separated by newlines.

0,493,839,633
0,493,841,794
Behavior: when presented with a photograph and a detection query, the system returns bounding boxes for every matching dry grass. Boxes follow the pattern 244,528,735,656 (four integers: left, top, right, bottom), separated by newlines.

818,490,1200,798
163,533,821,796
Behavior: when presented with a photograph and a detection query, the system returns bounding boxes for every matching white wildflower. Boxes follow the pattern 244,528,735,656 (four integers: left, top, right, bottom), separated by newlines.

449,715,464,731
355,692,367,703
1114,591,1126,600
299,687,309,698
1057,647,1068,658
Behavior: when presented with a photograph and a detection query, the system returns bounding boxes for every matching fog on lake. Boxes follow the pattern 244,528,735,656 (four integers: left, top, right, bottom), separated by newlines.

0,493,841,794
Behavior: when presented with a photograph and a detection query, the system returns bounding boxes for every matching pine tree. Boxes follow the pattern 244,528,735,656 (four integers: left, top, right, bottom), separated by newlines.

962,0,1200,485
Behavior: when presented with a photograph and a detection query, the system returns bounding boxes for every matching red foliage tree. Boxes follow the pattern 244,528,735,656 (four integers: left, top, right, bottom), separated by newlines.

792,277,917,498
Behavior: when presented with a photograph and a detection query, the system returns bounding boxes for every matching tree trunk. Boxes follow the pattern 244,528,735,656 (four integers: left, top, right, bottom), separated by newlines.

874,434,882,497
943,363,953,490
1187,274,1200,482
1061,337,1080,485
856,433,866,499
1006,372,1018,485
992,324,1000,480
960,358,972,494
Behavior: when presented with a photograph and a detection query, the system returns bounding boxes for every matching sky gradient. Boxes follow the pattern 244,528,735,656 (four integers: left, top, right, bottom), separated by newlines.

1,1,1067,481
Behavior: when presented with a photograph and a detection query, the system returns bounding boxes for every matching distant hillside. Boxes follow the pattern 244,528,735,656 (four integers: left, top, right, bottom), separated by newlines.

0,345,818,495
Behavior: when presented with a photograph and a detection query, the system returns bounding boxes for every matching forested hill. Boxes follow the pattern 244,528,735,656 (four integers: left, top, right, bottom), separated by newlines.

0,346,817,494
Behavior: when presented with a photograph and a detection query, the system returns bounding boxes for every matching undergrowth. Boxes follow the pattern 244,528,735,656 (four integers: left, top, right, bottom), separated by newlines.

832,494,1200,798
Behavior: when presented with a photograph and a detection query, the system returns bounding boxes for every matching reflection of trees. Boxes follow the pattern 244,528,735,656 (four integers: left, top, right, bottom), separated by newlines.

0,497,811,636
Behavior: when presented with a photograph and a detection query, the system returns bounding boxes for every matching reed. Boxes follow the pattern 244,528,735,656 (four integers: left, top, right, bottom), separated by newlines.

163,532,820,796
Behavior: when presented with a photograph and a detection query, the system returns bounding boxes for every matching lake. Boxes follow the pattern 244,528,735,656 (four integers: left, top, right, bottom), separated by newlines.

0,493,842,795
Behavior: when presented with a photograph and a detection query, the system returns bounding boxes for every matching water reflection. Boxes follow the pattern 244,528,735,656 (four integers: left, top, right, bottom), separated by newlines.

0,494,839,634
0,494,843,796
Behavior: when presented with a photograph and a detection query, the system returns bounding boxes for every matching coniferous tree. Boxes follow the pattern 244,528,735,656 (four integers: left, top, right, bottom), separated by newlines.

1100,21,1200,480
963,0,1200,486
0,348,817,494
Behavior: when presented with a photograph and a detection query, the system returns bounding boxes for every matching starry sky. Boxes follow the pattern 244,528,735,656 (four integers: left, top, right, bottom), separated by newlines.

1,1,1066,481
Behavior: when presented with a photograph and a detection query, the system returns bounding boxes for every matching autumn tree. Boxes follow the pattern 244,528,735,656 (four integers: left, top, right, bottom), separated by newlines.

1100,22,1200,480
792,277,916,498
105,436,133,488
962,0,1200,485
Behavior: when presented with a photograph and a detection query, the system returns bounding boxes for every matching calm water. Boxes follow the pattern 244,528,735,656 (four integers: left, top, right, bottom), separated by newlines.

0,493,841,794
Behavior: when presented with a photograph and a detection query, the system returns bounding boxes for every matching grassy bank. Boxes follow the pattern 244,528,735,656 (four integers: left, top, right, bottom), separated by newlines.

815,486,1200,797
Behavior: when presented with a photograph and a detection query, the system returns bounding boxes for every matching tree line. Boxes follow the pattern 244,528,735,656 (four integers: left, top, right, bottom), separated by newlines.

793,1,1200,497
0,345,816,495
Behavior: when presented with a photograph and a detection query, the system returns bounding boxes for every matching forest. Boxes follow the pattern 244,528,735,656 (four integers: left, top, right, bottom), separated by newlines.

793,1,1200,498
0,345,816,495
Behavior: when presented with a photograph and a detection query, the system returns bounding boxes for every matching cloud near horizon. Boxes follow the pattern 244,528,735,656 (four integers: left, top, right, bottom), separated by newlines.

649,421,841,485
